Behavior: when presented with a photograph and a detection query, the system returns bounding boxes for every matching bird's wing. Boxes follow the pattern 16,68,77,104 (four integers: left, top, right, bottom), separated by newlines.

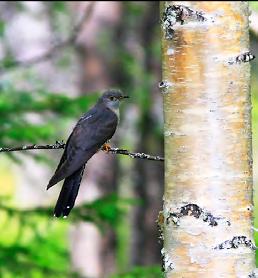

47,105,118,189
47,108,97,182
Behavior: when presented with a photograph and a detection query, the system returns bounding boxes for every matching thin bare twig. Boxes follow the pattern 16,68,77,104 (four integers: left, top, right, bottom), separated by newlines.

108,147,164,161
0,141,164,162
0,3,95,73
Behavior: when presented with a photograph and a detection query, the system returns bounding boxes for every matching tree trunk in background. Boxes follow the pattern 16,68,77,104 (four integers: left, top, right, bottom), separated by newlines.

161,2,255,277
130,2,164,267
102,2,164,270
69,3,122,278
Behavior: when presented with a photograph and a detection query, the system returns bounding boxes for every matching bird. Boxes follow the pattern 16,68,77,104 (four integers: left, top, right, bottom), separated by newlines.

47,89,129,218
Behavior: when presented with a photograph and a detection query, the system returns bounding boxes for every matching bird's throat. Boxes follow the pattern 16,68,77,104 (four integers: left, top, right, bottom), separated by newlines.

110,106,120,122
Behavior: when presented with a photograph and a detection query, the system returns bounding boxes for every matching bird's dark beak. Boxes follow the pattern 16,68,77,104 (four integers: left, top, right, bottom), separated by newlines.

120,95,129,100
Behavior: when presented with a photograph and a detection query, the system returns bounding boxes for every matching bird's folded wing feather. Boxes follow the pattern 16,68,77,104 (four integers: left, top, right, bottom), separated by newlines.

47,105,117,189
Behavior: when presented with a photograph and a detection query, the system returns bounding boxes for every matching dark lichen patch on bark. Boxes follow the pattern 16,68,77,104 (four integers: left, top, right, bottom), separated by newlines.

159,80,172,93
161,248,174,273
214,236,257,250
228,51,255,65
248,272,256,278
166,204,229,227
161,5,207,40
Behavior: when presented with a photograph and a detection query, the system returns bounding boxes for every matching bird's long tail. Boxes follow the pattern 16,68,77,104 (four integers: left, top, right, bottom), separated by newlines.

54,164,85,218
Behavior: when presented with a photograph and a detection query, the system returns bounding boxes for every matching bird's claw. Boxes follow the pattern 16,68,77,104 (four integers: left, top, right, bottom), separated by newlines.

102,143,111,153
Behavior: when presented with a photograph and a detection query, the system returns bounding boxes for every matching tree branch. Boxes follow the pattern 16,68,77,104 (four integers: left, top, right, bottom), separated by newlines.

108,147,164,161
0,2,95,74
0,141,164,162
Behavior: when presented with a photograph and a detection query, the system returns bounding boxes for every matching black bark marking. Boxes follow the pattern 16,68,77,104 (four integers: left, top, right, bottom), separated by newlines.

162,5,207,40
228,51,255,65
161,248,174,273
214,236,257,250
159,80,172,93
166,204,230,227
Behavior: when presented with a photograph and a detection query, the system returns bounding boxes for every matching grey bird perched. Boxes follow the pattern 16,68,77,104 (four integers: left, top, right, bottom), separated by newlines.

47,89,129,218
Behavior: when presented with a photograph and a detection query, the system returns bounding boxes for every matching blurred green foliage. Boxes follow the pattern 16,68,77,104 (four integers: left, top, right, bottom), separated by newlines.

110,266,162,278
0,224,74,278
0,194,134,277
0,194,134,228
0,1,164,276
51,1,67,13
250,2,258,12
0,52,83,278
0,20,5,37
0,81,97,147
0,2,144,276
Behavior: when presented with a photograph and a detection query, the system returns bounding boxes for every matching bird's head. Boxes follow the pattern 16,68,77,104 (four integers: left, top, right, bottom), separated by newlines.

100,89,129,110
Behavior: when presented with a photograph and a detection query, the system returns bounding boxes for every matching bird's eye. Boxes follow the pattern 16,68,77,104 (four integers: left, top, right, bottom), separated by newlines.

109,96,115,101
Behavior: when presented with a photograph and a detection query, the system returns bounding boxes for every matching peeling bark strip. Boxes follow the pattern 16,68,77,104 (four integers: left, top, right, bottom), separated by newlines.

228,51,256,65
214,236,257,251
161,4,207,39
161,1,255,277
166,204,230,227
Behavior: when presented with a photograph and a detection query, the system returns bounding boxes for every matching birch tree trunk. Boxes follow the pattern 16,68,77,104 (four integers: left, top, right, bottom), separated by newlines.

160,2,255,277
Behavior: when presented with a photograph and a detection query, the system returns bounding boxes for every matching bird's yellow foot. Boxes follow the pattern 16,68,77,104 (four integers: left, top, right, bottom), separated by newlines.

102,143,111,153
